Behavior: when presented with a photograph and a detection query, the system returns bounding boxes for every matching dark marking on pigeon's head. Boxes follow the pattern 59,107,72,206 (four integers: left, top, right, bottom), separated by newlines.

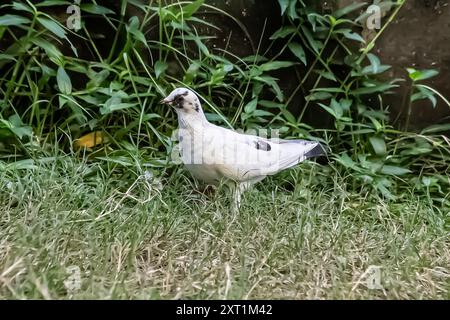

173,94,185,109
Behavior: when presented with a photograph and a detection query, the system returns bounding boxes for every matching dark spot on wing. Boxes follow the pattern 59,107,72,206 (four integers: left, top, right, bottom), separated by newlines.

254,140,271,151
182,90,189,96
194,103,199,112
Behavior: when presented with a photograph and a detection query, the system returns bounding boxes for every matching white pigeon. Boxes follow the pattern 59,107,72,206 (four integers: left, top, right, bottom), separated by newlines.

161,87,326,210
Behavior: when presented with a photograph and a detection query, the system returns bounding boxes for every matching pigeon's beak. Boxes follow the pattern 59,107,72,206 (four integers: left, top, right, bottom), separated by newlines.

160,98,172,105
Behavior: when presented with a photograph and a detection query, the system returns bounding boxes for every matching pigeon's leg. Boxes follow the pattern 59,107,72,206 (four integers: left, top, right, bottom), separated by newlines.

233,184,241,212
230,182,246,213
231,182,252,213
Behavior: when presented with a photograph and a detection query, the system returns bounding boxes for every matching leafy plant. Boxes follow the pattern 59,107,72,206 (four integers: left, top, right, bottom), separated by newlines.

0,0,449,201
269,0,450,199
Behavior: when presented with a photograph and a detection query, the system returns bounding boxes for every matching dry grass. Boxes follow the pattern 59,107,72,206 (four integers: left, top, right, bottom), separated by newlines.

0,157,449,299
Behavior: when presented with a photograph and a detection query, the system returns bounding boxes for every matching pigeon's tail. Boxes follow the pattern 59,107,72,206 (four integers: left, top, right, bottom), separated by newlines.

260,140,329,176
304,142,327,159
279,139,328,159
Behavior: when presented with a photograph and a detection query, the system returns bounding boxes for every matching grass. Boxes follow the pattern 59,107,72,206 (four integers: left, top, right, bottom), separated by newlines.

0,155,448,299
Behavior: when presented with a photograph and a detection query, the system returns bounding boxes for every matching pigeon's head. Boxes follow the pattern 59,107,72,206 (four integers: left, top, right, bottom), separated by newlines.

161,88,202,115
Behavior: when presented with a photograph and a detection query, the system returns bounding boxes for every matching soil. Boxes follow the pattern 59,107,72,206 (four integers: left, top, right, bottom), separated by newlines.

374,0,450,129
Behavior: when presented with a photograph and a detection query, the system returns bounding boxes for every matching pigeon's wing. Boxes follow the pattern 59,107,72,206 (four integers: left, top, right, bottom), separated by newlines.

205,125,326,182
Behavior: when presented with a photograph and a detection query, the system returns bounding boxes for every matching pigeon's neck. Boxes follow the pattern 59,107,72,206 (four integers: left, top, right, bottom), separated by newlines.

177,109,209,133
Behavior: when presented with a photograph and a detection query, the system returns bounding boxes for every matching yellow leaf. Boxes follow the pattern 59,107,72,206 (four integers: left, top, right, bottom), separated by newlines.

74,131,106,149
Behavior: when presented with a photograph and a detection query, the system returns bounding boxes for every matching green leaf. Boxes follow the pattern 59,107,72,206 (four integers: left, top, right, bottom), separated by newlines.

154,60,168,79
31,37,63,63
254,76,284,101
277,0,289,16
367,53,380,74
318,70,337,82
286,0,299,20
0,115,32,140
127,16,147,44
307,13,331,30
311,87,345,93
301,25,322,54
351,83,398,95
80,4,115,15
334,153,362,172
288,42,307,66
420,123,450,134
78,95,102,105
375,178,396,200
333,2,367,18
421,176,435,187
341,129,375,136
328,15,337,26
36,1,71,6
270,26,296,39
339,98,352,111
307,92,333,101
281,108,297,125
182,0,205,18
252,109,274,117
37,17,66,39
318,103,338,118
244,98,258,114
12,2,33,13
0,14,30,26
369,136,387,155
57,66,72,94
380,165,411,176
205,113,225,122
259,61,295,72
400,146,433,156
242,55,268,63
0,54,16,62
407,68,439,82
330,99,343,118
194,37,209,56
183,62,200,84
342,30,365,43
10,124,32,139
100,103,137,115
411,86,437,107
86,69,110,88
359,64,391,75
143,113,161,121
258,100,284,109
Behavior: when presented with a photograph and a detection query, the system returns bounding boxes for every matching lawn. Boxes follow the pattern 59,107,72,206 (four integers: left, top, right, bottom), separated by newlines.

1,156,448,299
0,0,449,301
